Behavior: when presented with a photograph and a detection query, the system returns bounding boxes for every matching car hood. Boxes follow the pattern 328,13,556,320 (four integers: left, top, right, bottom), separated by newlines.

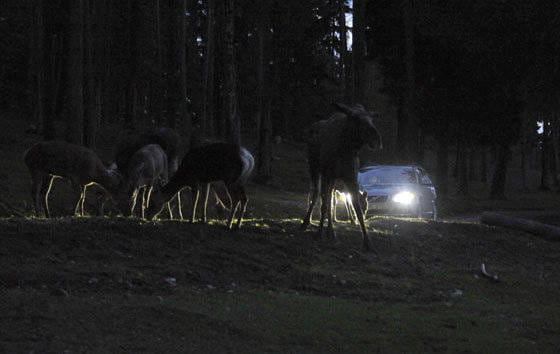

361,183,418,196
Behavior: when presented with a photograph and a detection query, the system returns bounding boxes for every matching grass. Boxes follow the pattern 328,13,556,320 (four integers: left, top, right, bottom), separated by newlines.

1,111,560,352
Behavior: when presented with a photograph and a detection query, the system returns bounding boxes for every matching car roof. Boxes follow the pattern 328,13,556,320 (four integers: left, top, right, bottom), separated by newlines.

359,165,419,173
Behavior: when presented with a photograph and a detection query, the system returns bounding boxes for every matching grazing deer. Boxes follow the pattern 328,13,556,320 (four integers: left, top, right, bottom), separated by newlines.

114,127,183,218
114,144,169,219
301,103,382,251
24,140,122,217
146,143,255,230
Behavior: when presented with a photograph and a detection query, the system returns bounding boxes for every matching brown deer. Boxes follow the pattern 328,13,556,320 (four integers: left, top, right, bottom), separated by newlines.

146,143,255,229
24,140,122,217
301,103,382,251
113,144,169,218
114,127,183,218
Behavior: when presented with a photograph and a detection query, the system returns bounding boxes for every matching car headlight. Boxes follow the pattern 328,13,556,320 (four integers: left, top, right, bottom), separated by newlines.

337,192,351,202
392,191,415,204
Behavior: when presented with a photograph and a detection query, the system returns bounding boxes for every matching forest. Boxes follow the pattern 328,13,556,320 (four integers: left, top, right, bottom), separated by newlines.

1,0,560,352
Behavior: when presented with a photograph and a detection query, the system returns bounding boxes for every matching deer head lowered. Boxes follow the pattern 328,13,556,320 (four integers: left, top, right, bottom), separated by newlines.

24,140,123,217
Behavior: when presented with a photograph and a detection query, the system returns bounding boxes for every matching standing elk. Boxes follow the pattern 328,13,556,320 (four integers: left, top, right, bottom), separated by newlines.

114,144,169,218
301,103,382,251
146,143,255,230
24,140,122,217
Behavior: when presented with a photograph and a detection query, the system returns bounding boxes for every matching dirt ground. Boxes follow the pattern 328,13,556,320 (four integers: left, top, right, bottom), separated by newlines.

1,213,559,352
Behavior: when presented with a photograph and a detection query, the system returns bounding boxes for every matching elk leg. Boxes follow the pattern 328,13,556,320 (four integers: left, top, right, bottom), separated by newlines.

331,190,338,223
191,186,200,223
325,182,336,240
318,179,333,239
202,183,210,223
301,176,320,231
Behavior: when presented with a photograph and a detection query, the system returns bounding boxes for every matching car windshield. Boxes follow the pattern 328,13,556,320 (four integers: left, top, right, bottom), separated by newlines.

358,166,417,185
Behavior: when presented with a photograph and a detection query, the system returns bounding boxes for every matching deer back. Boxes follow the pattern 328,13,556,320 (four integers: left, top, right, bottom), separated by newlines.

24,141,107,185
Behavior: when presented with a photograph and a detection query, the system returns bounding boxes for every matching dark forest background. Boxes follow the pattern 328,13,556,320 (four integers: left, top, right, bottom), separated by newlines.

1,0,559,200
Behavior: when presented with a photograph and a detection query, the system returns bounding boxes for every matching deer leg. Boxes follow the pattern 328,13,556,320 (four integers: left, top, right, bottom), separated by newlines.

177,191,183,220
346,181,372,251
191,186,200,223
32,173,46,217
80,185,88,216
318,179,334,239
230,185,247,230
73,187,83,217
166,201,173,219
325,182,336,240
130,188,139,217
301,176,320,231
202,183,210,223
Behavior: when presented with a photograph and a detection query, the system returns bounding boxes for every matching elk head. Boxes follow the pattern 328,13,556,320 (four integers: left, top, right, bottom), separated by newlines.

333,103,383,151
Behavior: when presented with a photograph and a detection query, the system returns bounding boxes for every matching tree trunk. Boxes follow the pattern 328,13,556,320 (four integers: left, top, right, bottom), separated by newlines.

223,0,239,144
167,0,189,139
65,0,84,144
540,120,550,191
351,0,366,104
436,126,449,199
457,139,469,196
125,0,139,130
489,144,510,199
31,0,46,137
480,147,488,183
202,0,216,137
481,212,560,241
256,0,272,177
468,148,476,181
402,0,419,162
338,0,351,102
83,0,96,148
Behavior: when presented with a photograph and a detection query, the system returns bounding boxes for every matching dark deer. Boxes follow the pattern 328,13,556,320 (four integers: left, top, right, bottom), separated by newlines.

146,143,255,229
24,140,122,217
114,144,169,218
301,103,382,251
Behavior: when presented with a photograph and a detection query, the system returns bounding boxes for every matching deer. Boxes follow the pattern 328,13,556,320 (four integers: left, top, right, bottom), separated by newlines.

301,103,382,251
24,140,123,217
146,143,255,230
113,144,169,219
111,127,182,218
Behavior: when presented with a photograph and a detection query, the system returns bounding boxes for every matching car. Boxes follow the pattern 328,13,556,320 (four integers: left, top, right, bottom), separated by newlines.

356,165,438,220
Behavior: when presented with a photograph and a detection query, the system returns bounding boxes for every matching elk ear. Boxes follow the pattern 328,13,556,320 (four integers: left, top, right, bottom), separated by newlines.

332,102,354,116
361,190,368,198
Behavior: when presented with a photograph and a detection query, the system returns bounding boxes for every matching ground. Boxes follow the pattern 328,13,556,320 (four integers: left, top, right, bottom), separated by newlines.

1,114,560,352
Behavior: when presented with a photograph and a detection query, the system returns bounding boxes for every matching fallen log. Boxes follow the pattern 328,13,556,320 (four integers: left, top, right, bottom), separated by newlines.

481,212,560,241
